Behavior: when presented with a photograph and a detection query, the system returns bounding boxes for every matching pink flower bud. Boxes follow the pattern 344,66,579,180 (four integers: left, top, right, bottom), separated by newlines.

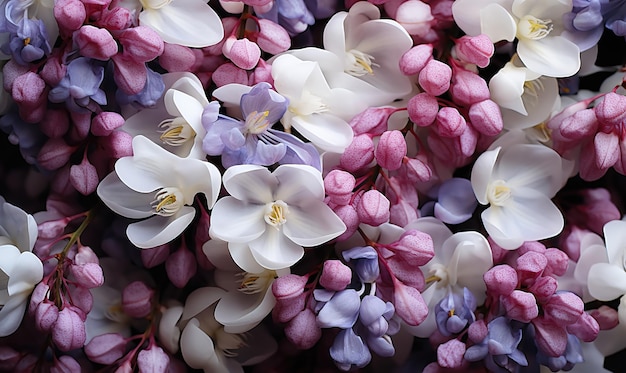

392,279,428,326
408,92,438,127
559,109,598,141
483,264,518,296
450,69,490,106
273,294,307,323
390,199,419,227
395,0,434,37
284,309,321,349
29,283,50,314
99,6,131,30
71,285,93,315
118,26,164,62
40,109,70,138
52,306,87,351
71,263,104,289
350,107,395,136
357,190,390,226
435,107,466,137
567,311,599,342
402,157,432,183
532,317,567,357
159,43,196,73
418,59,451,96
256,19,291,54
38,218,69,240
527,275,557,303
544,292,584,325
38,138,76,171
165,244,197,288
122,281,154,318
502,290,538,323
272,274,309,300
594,92,626,128
35,301,59,332
84,333,127,364
91,112,125,137
516,251,547,284
12,71,46,108
98,130,133,159
375,130,407,170
40,56,67,86
399,44,433,75
112,54,147,94
141,244,170,268
223,37,261,70
252,58,273,85
388,229,434,266
70,157,100,196
437,338,465,369
50,355,81,373
320,260,352,292
333,204,360,241
594,131,619,170
74,25,118,60
468,99,503,136
468,320,487,343
324,170,355,206
212,62,250,87
74,246,99,265
455,34,494,68
543,248,568,277
69,111,92,142
137,345,170,373
340,134,375,172
589,305,619,330
54,0,86,33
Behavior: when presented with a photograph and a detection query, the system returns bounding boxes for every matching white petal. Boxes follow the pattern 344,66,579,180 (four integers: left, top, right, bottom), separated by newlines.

273,164,324,204
227,243,266,274
588,263,626,301
139,0,223,48
470,147,501,205
291,113,354,153
158,304,183,353
215,286,276,334
213,84,252,107
180,319,217,369
115,136,177,192
489,62,527,114
452,0,514,36
7,252,43,296
170,75,209,107
97,172,155,219
0,292,29,337
126,207,195,248
248,229,304,270
603,220,626,266
165,89,205,137
574,242,608,286
0,245,20,275
209,198,266,244
222,165,276,204
0,196,37,252
480,3,517,42
445,232,492,303
283,203,346,247
202,239,239,272
272,55,316,100
517,36,581,78
181,287,225,321
501,76,559,130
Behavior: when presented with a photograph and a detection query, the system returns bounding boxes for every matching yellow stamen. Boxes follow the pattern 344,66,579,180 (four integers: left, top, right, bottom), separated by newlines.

24,37,31,46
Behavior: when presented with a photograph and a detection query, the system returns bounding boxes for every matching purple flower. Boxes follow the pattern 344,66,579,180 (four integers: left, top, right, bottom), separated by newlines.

535,333,584,371
435,288,476,336
257,0,315,35
329,328,372,371
0,111,45,165
0,16,51,65
420,177,477,224
115,67,165,109
48,57,107,112
314,288,361,329
341,246,379,283
357,295,397,357
465,317,528,372
602,0,626,36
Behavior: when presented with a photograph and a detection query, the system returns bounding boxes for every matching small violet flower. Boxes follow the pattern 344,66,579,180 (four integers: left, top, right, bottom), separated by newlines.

434,288,477,336
48,57,107,112
465,317,528,371
0,16,51,65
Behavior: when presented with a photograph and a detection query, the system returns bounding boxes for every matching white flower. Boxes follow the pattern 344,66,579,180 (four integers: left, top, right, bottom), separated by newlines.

123,73,211,160
271,53,363,153
97,135,221,248
0,196,42,337
452,0,580,77
471,143,565,249
209,164,346,270
403,217,492,337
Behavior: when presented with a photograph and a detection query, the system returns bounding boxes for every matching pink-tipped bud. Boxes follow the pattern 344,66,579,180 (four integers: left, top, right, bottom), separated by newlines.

527,275,557,303
52,306,87,351
567,312,600,342
544,292,584,325
350,107,395,136
99,6,131,30
408,92,438,127
29,283,50,314
256,19,291,54
137,345,170,373
435,107,466,137
320,260,352,292
285,309,322,349
70,157,100,196
84,333,127,364
399,44,433,75
516,251,547,284
392,279,428,326
437,338,465,369
74,25,118,60
594,92,626,128
390,199,419,227
502,290,538,323
357,190,390,226
159,43,196,73
483,264,518,296
141,244,171,268
71,262,104,288
35,301,59,332
543,248,569,277
375,130,407,170
273,293,307,323
324,170,355,206
594,131,619,170
91,112,125,137
418,59,451,96
468,99,503,136
54,0,86,33
455,34,494,68
212,62,250,87
272,274,309,301
40,109,70,138
252,58,273,85
38,138,76,171
122,281,154,318
559,109,598,140
223,37,261,70
333,204,360,241
532,317,567,357
589,305,619,330
339,134,375,172
395,0,434,37
450,69,490,106
38,218,69,240
403,157,432,183
75,246,99,265
389,229,434,266
98,130,133,159
468,320,488,343
12,72,46,108
118,26,164,62
165,244,197,288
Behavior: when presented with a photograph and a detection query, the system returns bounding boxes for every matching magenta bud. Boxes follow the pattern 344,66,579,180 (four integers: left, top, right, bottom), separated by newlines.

516,251,547,283
468,99,503,136
543,248,568,277
75,246,99,265
408,92,438,127
272,274,308,300
52,306,87,351
527,275,557,303
99,130,133,159
70,157,100,196
544,292,584,325
122,281,154,318
356,190,390,226
333,204,360,241
450,69,490,106
71,262,104,288
349,107,395,136
418,59,451,96
532,317,567,357
54,0,86,32
99,6,131,30
375,130,407,170
502,290,538,323
84,333,127,364
284,309,321,349
389,229,434,266
399,44,433,75
393,280,428,326
483,264,518,296
118,26,164,62
273,293,307,323
50,355,81,373
140,244,170,268
212,62,250,87
91,112,125,137
389,199,419,227
468,319,487,343
594,131,619,170
437,338,465,369
38,138,76,171
403,157,432,183
395,0,434,37
40,109,70,138
589,305,619,330
252,58,273,85
74,25,118,60
319,260,352,292
594,92,626,128
71,284,94,315
435,107,466,138
324,170,355,206
112,54,147,94
559,109,598,140
29,283,50,314
35,301,59,332
40,56,67,86
256,19,291,54
455,34,494,68
159,43,196,73
137,345,170,373
223,37,261,70
165,244,197,288
38,218,69,240
12,72,46,108
567,312,600,342
339,134,375,172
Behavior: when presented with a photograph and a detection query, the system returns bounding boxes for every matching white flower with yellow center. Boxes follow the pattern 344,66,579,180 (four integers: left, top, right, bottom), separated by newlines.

209,164,346,270
471,143,565,249
97,135,221,249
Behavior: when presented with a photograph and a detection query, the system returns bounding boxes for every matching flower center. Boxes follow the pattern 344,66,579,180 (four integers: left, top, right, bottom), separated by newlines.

151,187,184,216
517,15,553,40
139,0,172,10
158,117,196,146
428,263,449,286
487,180,511,206
237,270,277,294
245,110,271,135
264,200,288,227
214,328,247,357
290,90,328,117
345,49,379,77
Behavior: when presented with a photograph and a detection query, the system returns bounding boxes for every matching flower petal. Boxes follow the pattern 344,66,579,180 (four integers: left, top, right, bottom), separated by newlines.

517,36,580,78
181,287,225,321
97,172,155,219
248,228,304,270
215,286,276,334
180,319,218,369
291,113,354,153
283,203,346,247
471,147,501,205
7,251,42,296
480,3,517,42
0,291,29,337
209,197,266,244
588,263,626,301
273,164,324,203
222,165,276,204
126,206,195,248
603,220,626,266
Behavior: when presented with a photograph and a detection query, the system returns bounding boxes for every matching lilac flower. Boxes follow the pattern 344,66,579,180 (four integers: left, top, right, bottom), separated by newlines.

0,16,50,65
357,295,398,357
341,246,379,283
601,0,626,36
204,82,321,170
420,178,478,224
257,0,315,35
314,288,361,329
435,288,477,336
465,317,528,372
115,67,165,109
48,57,107,112
329,328,372,371
0,111,45,165
562,0,605,51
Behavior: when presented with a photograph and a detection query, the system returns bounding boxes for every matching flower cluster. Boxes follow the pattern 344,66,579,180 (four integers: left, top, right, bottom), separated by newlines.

1,0,626,372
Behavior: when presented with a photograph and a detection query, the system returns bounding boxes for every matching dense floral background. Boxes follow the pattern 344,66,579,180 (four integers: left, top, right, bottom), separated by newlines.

1,0,626,371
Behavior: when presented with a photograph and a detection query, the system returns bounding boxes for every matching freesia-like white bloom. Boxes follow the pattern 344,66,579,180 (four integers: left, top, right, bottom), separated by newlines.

471,143,565,249
403,217,492,337
452,0,580,77
123,73,211,160
0,196,43,337
97,135,221,248
209,164,346,270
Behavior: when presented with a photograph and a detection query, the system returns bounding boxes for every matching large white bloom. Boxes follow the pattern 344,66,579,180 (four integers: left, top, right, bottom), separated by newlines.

0,196,43,337
97,135,221,248
209,164,346,270
452,0,580,77
471,143,565,249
